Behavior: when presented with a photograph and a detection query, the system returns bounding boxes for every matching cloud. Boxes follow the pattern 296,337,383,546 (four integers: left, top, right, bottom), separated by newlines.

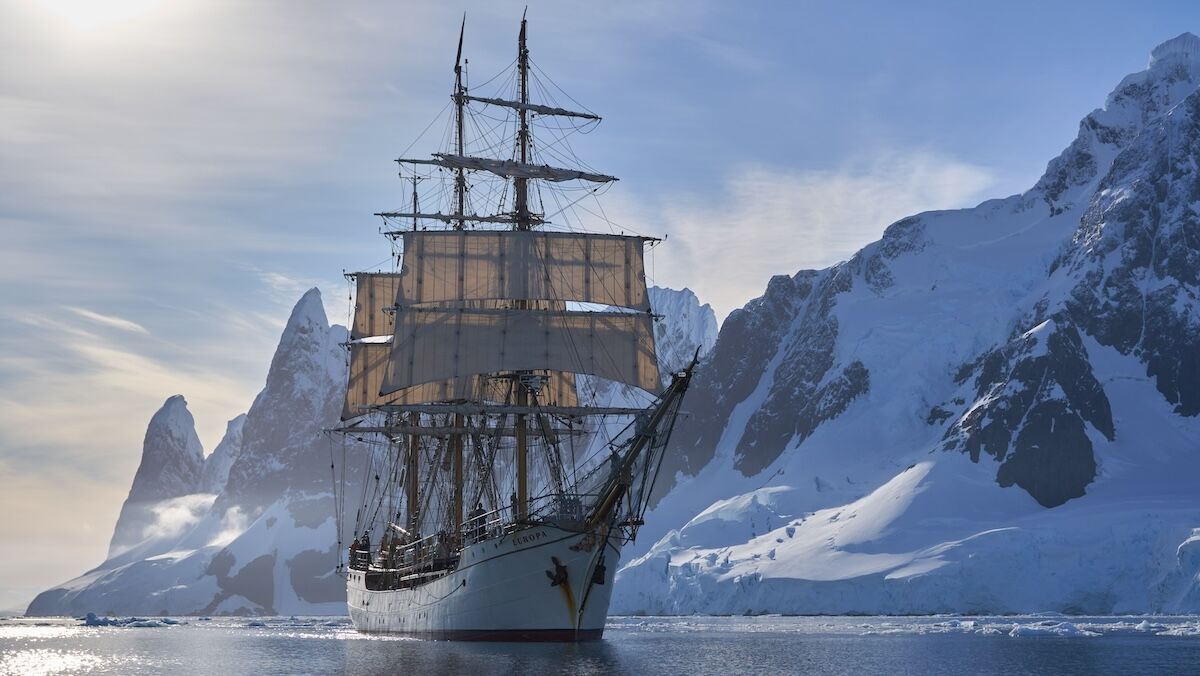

252,270,330,307
65,307,150,335
141,493,218,542
0,309,260,475
642,152,996,321
208,505,248,549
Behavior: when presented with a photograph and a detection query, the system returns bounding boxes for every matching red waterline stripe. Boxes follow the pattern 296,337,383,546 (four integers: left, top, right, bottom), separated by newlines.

358,627,604,642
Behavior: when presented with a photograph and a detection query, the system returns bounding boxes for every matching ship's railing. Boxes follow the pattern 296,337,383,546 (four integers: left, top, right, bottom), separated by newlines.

524,491,607,528
347,491,611,580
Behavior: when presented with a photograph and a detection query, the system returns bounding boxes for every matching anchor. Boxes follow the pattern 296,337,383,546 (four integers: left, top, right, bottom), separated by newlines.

545,556,569,587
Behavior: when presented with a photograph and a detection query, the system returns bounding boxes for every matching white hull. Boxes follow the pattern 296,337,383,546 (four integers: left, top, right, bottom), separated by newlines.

347,525,620,641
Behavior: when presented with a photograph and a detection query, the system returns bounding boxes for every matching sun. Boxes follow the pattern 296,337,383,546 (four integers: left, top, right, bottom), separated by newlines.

34,0,165,33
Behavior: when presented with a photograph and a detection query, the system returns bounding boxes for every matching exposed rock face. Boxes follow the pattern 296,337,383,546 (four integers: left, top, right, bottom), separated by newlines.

940,316,1113,507
1058,91,1200,417
658,273,809,482
217,288,347,516
659,264,873,490
107,395,205,558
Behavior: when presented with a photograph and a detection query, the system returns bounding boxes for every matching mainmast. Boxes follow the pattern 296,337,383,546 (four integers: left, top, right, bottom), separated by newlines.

513,13,531,522
450,14,467,538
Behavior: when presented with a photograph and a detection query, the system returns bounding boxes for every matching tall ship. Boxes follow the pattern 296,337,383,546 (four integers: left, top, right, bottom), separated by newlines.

332,13,696,641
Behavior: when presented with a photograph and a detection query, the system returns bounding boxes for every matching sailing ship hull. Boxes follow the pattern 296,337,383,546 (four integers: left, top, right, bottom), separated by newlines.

347,525,621,641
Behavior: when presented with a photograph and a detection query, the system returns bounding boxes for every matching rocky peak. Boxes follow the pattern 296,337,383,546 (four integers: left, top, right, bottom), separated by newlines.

216,288,348,515
1054,83,1200,417
108,395,205,556
1032,33,1200,215
1150,32,1200,65
126,395,204,503
1101,33,1200,130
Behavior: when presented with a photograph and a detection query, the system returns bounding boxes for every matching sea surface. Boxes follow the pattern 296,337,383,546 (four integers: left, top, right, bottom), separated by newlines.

2,614,1199,675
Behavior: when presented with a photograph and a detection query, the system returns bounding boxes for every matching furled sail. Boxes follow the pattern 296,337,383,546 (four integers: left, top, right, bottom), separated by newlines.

397,230,651,311
350,272,400,340
380,307,659,396
374,211,532,227
342,339,578,419
463,94,600,120
430,154,616,183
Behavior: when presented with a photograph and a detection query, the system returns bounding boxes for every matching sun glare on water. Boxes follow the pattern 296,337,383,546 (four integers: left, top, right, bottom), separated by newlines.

35,0,166,33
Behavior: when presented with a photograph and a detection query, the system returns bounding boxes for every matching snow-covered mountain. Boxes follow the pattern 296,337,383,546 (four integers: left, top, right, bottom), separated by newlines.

613,33,1200,615
26,286,715,616
27,290,357,616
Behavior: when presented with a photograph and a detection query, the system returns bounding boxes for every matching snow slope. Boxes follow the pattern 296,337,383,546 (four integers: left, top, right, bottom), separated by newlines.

614,33,1200,615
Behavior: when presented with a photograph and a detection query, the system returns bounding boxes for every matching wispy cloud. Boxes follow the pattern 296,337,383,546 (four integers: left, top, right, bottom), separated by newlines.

65,307,150,335
141,493,218,543
639,152,996,320
253,269,329,307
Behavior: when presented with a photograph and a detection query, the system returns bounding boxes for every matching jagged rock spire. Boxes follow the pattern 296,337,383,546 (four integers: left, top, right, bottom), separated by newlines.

107,395,204,557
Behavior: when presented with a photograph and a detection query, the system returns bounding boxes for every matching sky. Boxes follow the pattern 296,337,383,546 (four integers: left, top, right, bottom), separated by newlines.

1,0,1198,611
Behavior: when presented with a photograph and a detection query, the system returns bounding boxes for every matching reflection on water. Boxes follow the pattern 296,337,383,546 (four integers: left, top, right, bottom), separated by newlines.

1,648,104,676
1,615,1198,676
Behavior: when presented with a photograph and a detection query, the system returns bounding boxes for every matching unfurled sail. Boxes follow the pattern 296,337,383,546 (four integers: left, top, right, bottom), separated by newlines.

342,339,577,419
350,273,400,339
397,230,651,310
381,306,659,397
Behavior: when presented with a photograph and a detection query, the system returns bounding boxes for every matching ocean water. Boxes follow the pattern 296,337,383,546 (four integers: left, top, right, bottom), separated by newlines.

2,615,1199,675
